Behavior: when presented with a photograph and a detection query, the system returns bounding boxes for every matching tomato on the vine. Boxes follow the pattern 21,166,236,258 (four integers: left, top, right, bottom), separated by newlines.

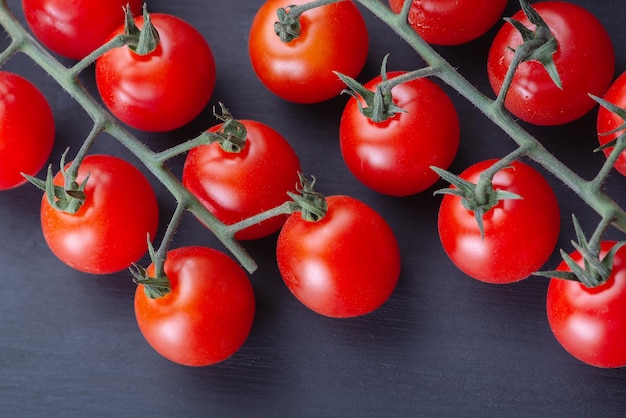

134,246,255,367
339,71,459,196
249,0,368,103
182,119,301,240
276,195,401,318
487,1,614,126
437,159,560,284
95,13,215,132
0,71,54,190
41,155,159,274
388,0,507,46
22,0,142,60
596,71,626,177
546,241,626,368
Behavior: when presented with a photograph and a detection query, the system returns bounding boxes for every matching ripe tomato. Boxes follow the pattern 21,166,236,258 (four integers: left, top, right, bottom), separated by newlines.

0,71,54,190
546,242,626,368
487,1,614,126
249,0,368,103
339,71,460,196
437,159,560,284
41,155,159,274
134,246,256,367
95,13,215,132
388,0,507,46
22,0,142,60
276,195,401,318
182,119,301,240
596,71,626,177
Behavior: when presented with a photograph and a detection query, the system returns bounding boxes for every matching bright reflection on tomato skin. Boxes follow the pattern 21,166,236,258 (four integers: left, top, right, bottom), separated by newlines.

547,242,626,368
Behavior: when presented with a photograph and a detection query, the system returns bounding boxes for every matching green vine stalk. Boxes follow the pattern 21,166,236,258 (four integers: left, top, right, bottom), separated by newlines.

0,0,259,274
0,0,625,278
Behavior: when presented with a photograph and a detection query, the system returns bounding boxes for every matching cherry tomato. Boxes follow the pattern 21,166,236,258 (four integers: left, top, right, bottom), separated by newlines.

41,155,159,274
276,195,401,318
339,71,460,196
249,0,368,103
596,71,626,177
0,71,54,190
546,242,626,368
388,0,507,46
487,1,614,126
95,13,215,132
437,159,560,284
22,0,142,60
134,246,255,367
182,119,301,240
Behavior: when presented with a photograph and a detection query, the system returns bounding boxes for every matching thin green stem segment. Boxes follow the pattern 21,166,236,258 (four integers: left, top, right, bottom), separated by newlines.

357,0,626,234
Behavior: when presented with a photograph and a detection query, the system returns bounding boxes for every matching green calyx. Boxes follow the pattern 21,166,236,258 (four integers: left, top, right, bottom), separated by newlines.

287,173,328,222
505,0,562,89
23,148,88,214
335,55,406,123
130,238,171,299
536,216,625,288
124,4,160,56
590,94,626,153
211,103,248,153
274,6,302,42
432,166,522,238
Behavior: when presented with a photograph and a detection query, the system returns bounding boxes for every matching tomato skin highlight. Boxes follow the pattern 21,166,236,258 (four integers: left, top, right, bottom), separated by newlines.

276,195,401,318
339,71,460,196
597,71,626,177
547,242,626,368
182,120,301,240
437,160,560,284
40,155,159,274
388,0,507,46
22,0,142,60
249,0,368,103
0,71,55,190
134,246,256,367
95,13,216,132
487,1,615,126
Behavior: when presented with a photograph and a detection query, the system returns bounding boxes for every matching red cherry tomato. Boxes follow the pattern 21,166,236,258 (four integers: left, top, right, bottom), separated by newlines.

487,1,614,126
182,119,301,240
134,246,256,367
0,71,54,190
339,71,460,196
41,155,159,274
546,242,626,368
22,0,142,59
276,195,401,318
437,159,560,284
388,0,507,46
596,70,626,177
249,0,368,103
95,13,216,132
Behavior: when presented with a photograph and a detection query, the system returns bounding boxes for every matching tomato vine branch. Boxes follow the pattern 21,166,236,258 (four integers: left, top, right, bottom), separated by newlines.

355,0,626,236
0,0,259,273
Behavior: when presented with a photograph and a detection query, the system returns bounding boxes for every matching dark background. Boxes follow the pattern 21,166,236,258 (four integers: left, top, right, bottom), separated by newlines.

1,0,626,416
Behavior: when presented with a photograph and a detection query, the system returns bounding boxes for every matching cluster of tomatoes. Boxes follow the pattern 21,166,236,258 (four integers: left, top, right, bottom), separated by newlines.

1,0,625,369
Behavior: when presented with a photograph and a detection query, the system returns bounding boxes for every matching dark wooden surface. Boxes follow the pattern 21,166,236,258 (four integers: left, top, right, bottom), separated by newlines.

1,0,626,416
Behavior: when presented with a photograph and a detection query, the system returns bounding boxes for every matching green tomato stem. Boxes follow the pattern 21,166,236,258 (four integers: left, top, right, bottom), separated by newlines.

223,201,298,237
